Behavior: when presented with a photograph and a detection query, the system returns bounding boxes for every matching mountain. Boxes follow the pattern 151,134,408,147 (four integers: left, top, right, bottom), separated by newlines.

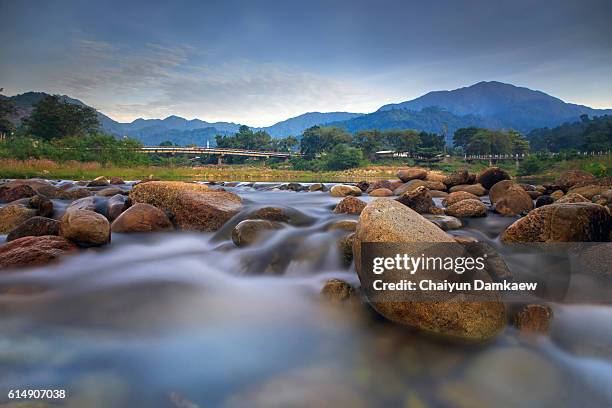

257,112,363,137
378,81,612,133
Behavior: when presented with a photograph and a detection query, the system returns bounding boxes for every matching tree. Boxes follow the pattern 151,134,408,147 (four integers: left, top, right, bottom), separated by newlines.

453,127,480,149
215,126,273,150
24,95,99,140
325,144,363,170
352,130,384,160
300,126,352,159
159,140,174,146
0,91,16,136
273,136,298,152
387,129,421,153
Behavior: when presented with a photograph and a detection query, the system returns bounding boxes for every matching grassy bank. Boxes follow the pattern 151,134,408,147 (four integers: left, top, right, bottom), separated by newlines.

1,156,609,182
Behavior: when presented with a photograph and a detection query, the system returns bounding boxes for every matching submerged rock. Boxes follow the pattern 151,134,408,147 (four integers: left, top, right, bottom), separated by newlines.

320,279,355,302
514,304,553,334
129,181,242,231
60,209,111,246
0,235,77,269
333,196,367,215
446,199,487,218
330,184,362,197
489,180,533,216
353,199,505,341
501,202,611,242
111,203,173,233
232,219,284,247
477,167,511,189
337,232,355,265
6,216,60,241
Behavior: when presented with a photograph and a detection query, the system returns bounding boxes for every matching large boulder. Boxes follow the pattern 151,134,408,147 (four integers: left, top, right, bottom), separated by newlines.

446,199,487,218
397,168,427,182
0,204,37,233
501,203,611,242
568,180,611,199
425,171,447,183
444,170,470,188
0,235,77,269
449,183,486,196
60,209,111,246
554,170,596,191
231,219,283,247
489,180,533,216
330,184,362,197
477,167,511,190
129,181,242,231
443,191,480,207
111,203,173,233
556,193,589,204
396,186,435,213
333,196,367,215
0,183,36,202
6,217,60,241
353,199,505,341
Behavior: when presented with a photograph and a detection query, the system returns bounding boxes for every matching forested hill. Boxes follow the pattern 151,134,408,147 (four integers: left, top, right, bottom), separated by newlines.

527,115,612,152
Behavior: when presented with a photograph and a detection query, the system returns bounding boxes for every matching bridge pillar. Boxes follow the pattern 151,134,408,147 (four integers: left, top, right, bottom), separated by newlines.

217,155,223,165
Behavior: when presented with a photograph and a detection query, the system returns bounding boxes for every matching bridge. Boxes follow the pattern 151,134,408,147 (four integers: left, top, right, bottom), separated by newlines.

138,146,300,164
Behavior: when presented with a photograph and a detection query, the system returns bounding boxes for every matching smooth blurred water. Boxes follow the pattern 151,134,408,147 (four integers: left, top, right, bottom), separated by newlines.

0,182,610,408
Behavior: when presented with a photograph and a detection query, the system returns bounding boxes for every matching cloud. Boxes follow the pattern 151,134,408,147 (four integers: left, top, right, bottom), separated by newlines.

52,38,379,125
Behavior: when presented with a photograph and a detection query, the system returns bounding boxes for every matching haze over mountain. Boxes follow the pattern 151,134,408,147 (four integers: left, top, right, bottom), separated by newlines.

4,81,611,146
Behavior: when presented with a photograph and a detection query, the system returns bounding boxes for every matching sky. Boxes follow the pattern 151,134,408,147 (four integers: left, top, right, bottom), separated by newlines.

1,0,611,126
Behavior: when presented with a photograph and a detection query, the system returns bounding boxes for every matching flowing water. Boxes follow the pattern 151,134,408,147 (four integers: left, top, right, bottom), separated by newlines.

0,182,611,408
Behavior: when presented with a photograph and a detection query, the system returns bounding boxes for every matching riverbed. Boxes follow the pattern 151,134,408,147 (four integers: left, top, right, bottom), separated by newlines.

0,182,611,407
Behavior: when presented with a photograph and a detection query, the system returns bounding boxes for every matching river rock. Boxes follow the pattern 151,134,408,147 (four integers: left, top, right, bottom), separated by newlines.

514,304,553,334
129,181,242,231
246,206,292,223
477,167,511,189
326,219,358,232
396,186,435,213
444,170,470,187
107,194,130,221
55,186,93,200
353,199,505,341
489,180,533,216
29,194,54,217
96,187,125,197
446,199,487,217
60,209,111,246
425,171,447,183
231,219,283,247
369,188,393,197
68,196,98,212
280,182,304,191
568,184,608,200
423,214,462,231
6,217,60,241
0,204,37,233
88,176,110,187
366,179,403,194
337,232,355,265
550,190,564,200
430,190,449,198
442,191,480,207
308,183,326,192
527,191,542,199
393,179,428,196
501,202,611,242
397,168,427,182
556,193,589,203
449,183,486,196
535,195,555,208
0,183,36,202
355,181,369,192
555,170,596,191
320,279,355,302
423,180,447,191
111,203,173,233
0,235,77,269
109,176,125,184
330,184,362,197
333,196,367,215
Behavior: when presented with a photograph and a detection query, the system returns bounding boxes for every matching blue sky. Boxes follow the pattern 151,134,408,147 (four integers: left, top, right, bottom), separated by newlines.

1,0,611,126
